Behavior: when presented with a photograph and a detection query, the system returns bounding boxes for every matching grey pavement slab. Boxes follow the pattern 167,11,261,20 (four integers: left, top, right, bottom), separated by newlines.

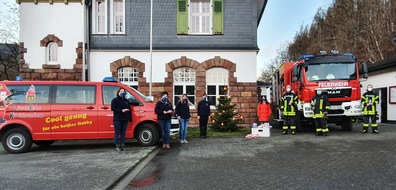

0,140,156,190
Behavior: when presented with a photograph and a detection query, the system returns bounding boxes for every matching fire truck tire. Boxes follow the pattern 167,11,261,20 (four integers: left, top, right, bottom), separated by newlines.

136,123,159,146
34,140,55,147
2,127,33,154
341,117,353,131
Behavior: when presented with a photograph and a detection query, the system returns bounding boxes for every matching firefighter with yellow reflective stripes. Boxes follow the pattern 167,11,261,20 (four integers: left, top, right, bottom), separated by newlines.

281,85,298,135
311,88,330,136
361,84,379,133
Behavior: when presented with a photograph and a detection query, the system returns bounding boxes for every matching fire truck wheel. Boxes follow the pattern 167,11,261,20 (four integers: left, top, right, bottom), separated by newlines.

34,140,55,147
341,117,353,131
2,127,33,154
136,123,159,146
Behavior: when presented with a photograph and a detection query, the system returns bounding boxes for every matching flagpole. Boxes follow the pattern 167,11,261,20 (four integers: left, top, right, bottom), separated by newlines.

149,0,153,99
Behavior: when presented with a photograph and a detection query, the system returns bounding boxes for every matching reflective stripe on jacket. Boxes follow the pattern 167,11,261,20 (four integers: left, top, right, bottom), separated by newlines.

311,94,330,119
280,92,298,116
361,91,379,115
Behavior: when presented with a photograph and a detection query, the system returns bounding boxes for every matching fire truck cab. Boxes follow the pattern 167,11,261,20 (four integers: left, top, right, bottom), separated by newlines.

273,52,368,131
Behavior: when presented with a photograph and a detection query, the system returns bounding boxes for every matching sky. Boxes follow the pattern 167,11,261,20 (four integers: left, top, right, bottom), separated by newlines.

1,0,331,77
257,0,332,77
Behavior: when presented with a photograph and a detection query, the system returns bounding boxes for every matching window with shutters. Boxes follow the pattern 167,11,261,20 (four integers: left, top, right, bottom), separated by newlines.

110,0,125,34
206,67,228,107
177,0,223,35
93,0,107,34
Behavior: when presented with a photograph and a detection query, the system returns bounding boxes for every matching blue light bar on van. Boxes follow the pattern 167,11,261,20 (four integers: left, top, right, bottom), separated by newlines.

298,55,314,60
343,53,354,57
16,76,23,81
102,77,118,83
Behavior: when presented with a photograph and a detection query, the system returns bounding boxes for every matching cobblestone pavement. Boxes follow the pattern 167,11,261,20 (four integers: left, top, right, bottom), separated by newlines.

0,140,155,190
127,123,396,190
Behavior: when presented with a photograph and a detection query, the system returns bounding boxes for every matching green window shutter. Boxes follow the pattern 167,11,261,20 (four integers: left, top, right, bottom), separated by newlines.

177,0,188,34
212,0,224,35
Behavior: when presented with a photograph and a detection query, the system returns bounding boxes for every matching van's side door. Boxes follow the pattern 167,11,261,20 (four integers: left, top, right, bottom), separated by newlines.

98,85,141,138
50,85,98,139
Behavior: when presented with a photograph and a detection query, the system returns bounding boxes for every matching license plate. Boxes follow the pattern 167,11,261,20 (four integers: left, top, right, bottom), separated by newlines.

330,105,342,110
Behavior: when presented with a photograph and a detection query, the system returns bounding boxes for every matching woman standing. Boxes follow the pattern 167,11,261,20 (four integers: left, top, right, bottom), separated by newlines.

155,91,174,149
257,95,272,124
175,94,191,143
111,88,132,151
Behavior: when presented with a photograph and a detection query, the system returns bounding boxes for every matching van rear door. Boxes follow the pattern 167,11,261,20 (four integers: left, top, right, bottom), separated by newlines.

50,84,98,139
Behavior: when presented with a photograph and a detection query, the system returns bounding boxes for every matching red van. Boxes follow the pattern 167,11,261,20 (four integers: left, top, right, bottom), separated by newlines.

0,79,178,153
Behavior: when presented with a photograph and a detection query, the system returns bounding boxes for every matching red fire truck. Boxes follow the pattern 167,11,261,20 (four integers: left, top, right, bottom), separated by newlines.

272,52,368,131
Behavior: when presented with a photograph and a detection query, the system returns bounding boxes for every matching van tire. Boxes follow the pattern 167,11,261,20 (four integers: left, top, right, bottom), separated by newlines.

136,124,159,146
2,128,33,154
34,140,55,147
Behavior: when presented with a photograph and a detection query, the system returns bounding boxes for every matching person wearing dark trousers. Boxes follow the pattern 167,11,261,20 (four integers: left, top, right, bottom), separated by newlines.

281,85,298,135
361,84,379,133
175,94,191,144
197,93,210,138
155,91,174,149
111,88,132,151
311,89,330,136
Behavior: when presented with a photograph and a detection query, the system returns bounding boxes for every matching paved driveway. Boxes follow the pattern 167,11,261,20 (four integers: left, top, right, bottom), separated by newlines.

127,123,396,190
0,140,155,190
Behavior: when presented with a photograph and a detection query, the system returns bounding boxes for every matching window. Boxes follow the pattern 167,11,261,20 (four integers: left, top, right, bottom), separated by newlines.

110,0,125,34
118,67,138,90
102,85,140,105
206,67,228,106
190,0,211,34
173,67,196,105
176,0,223,35
6,85,51,104
55,85,96,104
46,42,57,64
93,0,107,34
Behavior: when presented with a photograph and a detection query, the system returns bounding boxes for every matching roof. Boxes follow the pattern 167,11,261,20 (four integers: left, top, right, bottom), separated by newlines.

367,55,396,75
0,43,17,55
257,81,271,86
257,0,269,25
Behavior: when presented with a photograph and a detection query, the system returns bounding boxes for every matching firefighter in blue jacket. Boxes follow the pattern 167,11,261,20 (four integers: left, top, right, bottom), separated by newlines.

281,85,298,135
311,88,330,136
361,84,379,133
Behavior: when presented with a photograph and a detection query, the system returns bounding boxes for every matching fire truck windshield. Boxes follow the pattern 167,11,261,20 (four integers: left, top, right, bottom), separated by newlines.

305,62,356,81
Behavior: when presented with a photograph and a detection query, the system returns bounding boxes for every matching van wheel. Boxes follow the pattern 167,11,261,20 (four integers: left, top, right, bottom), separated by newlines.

2,128,33,154
34,140,55,147
136,124,159,146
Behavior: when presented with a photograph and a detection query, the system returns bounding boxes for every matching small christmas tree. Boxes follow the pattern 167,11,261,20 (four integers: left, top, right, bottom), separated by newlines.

210,96,241,132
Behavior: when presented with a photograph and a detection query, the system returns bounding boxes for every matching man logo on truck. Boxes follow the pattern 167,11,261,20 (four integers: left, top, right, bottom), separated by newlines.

0,84,12,124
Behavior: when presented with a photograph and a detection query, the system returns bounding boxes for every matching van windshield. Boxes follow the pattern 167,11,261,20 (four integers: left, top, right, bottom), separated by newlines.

129,87,153,102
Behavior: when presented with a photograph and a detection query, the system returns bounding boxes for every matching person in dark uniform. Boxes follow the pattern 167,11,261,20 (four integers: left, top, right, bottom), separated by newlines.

361,84,379,133
281,85,298,135
111,88,132,151
197,93,210,138
311,88,330,136
155,91,174,148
